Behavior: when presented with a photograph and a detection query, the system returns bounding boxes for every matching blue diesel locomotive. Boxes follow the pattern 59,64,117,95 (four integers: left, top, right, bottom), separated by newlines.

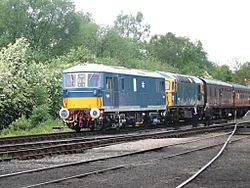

59,64,166,131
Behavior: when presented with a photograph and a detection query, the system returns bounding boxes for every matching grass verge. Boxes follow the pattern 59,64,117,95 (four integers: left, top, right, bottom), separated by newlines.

0,119,71,137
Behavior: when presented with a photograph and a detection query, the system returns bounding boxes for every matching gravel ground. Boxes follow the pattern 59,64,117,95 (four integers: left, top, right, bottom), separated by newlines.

0,137,195,175
43,136,249,188
185,136,250,188
0,132,237,188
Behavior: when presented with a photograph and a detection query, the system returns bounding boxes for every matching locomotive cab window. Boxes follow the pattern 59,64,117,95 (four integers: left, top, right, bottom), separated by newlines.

77,74,86,88
64,73,77,88
106,77,113,90
88,73,100,88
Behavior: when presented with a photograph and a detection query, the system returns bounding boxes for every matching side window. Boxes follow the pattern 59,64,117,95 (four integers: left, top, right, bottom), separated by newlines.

106,77,112,90
121,78,125,91
165,80,170,90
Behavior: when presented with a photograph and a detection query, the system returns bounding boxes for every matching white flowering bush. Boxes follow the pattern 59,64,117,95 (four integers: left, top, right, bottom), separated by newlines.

0,38,61,129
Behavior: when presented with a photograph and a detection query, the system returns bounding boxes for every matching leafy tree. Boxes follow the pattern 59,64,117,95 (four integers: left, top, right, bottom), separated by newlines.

97,27,144,65
234,62,250,85
114,11,150,41
210,65,233,82
71,12,100,55
148,32,210,75
0,0,29,46
0,0,81,59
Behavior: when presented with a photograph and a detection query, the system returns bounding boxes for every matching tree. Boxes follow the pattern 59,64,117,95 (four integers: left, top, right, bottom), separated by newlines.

114,11,150,41
97,26,144,65
210,65,233,82
0,0,81,59
71,11,100,55
234,62,250,84
0,0,29,46
148,32,210,75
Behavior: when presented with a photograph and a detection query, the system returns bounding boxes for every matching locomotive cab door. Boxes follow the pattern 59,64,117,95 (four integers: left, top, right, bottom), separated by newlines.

165,78,176,108
105,75,119,109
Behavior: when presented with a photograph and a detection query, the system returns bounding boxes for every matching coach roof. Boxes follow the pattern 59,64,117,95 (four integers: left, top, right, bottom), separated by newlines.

200,78,233,87
63,63,165,78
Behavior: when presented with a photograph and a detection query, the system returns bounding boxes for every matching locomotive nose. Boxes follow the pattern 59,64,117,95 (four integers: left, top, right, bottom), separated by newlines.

59,108,70,119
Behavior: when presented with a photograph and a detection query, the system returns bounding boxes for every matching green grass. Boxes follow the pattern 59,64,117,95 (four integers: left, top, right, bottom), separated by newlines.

0,119,72,137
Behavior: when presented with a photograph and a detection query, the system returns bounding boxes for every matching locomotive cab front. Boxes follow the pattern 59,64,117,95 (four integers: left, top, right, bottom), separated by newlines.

59,71,104,131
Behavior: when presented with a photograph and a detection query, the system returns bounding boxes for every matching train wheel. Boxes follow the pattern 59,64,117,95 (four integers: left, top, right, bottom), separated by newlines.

74,125,81,133
95,122,104,131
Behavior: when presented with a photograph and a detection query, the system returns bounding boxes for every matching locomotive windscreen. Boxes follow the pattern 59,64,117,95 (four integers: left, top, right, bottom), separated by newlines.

63,73,100,88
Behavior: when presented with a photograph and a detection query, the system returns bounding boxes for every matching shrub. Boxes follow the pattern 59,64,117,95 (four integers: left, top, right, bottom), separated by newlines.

9,115,31,131
30,105,51,127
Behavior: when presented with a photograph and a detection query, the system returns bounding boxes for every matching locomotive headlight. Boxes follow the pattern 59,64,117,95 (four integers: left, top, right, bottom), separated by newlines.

90,108,101,119
59,108,70,119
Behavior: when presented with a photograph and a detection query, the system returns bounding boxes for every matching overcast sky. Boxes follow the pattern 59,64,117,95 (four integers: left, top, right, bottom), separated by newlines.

74,0,250,68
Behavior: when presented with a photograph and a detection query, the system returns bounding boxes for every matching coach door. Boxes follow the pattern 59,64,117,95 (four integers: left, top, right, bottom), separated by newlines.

219,88,222,105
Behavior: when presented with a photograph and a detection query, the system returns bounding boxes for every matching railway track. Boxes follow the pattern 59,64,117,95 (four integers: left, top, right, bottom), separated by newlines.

0,122,244,161
0,122,248,188
0,118,232,146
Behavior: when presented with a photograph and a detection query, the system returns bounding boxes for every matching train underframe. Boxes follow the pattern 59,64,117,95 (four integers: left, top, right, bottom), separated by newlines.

63,106,250,132
63,109,167,132
166,106,250,125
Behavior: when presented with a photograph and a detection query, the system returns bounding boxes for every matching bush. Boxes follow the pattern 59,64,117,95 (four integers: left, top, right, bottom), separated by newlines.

30,105,51,127
9,115,31,131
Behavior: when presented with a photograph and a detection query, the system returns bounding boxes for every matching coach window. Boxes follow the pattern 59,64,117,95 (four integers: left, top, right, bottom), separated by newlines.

106,77,112,90
65,73,77,88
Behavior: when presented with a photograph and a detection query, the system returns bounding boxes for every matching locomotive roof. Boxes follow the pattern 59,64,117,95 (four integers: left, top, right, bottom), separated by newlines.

63,64,165,78
157,71,202,84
